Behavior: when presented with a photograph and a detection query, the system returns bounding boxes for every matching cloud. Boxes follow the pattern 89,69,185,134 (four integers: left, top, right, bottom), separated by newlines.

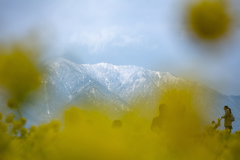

69,27,143,54
113,35,143,47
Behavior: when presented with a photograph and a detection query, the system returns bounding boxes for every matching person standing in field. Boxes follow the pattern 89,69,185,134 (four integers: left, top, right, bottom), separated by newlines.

221,105,233,133
151,103,167,132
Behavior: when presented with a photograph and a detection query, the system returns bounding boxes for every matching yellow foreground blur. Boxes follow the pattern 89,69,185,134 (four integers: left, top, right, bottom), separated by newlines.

0,101,240,160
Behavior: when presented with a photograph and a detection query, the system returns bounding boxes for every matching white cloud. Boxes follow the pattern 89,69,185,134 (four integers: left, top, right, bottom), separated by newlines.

72,28,117,54
113,35,143,47
69,27,143,54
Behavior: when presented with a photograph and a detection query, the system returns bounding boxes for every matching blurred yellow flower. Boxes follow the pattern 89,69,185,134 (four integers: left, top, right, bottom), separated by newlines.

0,121,7,133
0,112,2,120
186,0,233,40
5,114,15,123
29,125,37,133
20,128,28,138
12,118,26,130
0,107,239,160
0,46,41,108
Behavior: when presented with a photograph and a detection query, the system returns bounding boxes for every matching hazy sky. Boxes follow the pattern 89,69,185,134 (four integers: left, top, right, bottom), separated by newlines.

1,0,240,95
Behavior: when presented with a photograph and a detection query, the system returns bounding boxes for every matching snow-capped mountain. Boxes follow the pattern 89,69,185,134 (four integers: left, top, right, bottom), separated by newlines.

30,58,240,131
80,62,182,111
0,58,239,132
18,58,186,124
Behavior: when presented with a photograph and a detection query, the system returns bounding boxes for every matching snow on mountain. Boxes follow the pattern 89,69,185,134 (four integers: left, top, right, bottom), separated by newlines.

1,57,239,132
23,58,185,123
44,58,129,113
81,62,180,104
44,58,240,132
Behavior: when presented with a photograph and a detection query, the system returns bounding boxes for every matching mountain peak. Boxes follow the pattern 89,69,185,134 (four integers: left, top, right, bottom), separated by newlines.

6,57,239,132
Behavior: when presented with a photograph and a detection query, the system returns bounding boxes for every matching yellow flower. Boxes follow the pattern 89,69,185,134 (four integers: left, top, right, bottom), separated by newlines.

11,127,18,135
13,120,23,130
49,120,61,132
186,0,233,40
20,128,28,138
7,98,18,109
0,46,42,106
0,112,2,120
29,125,36,133
0,122,7,133
5,114,15,123
20,117,27,125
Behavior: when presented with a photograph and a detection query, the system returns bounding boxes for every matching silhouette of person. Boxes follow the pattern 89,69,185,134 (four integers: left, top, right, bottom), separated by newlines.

221,105,233,133
151,103,167,131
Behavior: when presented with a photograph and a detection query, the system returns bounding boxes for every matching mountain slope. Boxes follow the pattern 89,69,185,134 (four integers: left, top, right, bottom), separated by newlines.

1,58,239,132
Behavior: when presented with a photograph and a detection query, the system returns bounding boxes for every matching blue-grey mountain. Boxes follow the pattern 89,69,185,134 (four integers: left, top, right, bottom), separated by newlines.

0,58,239,132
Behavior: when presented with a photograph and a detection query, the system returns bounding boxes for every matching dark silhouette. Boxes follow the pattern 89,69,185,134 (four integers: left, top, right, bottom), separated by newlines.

112,120,122,129
151,104,167,131
221,105,233,133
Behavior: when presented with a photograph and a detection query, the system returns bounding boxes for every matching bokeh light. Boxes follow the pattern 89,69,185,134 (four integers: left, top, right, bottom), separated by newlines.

185,0,235,41
0,44,42,109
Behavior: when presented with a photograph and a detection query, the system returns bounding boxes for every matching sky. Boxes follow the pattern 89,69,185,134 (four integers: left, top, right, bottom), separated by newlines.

1,0,240,95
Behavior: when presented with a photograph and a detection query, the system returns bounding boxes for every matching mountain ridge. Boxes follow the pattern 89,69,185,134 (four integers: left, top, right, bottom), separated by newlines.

1,57,239,132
